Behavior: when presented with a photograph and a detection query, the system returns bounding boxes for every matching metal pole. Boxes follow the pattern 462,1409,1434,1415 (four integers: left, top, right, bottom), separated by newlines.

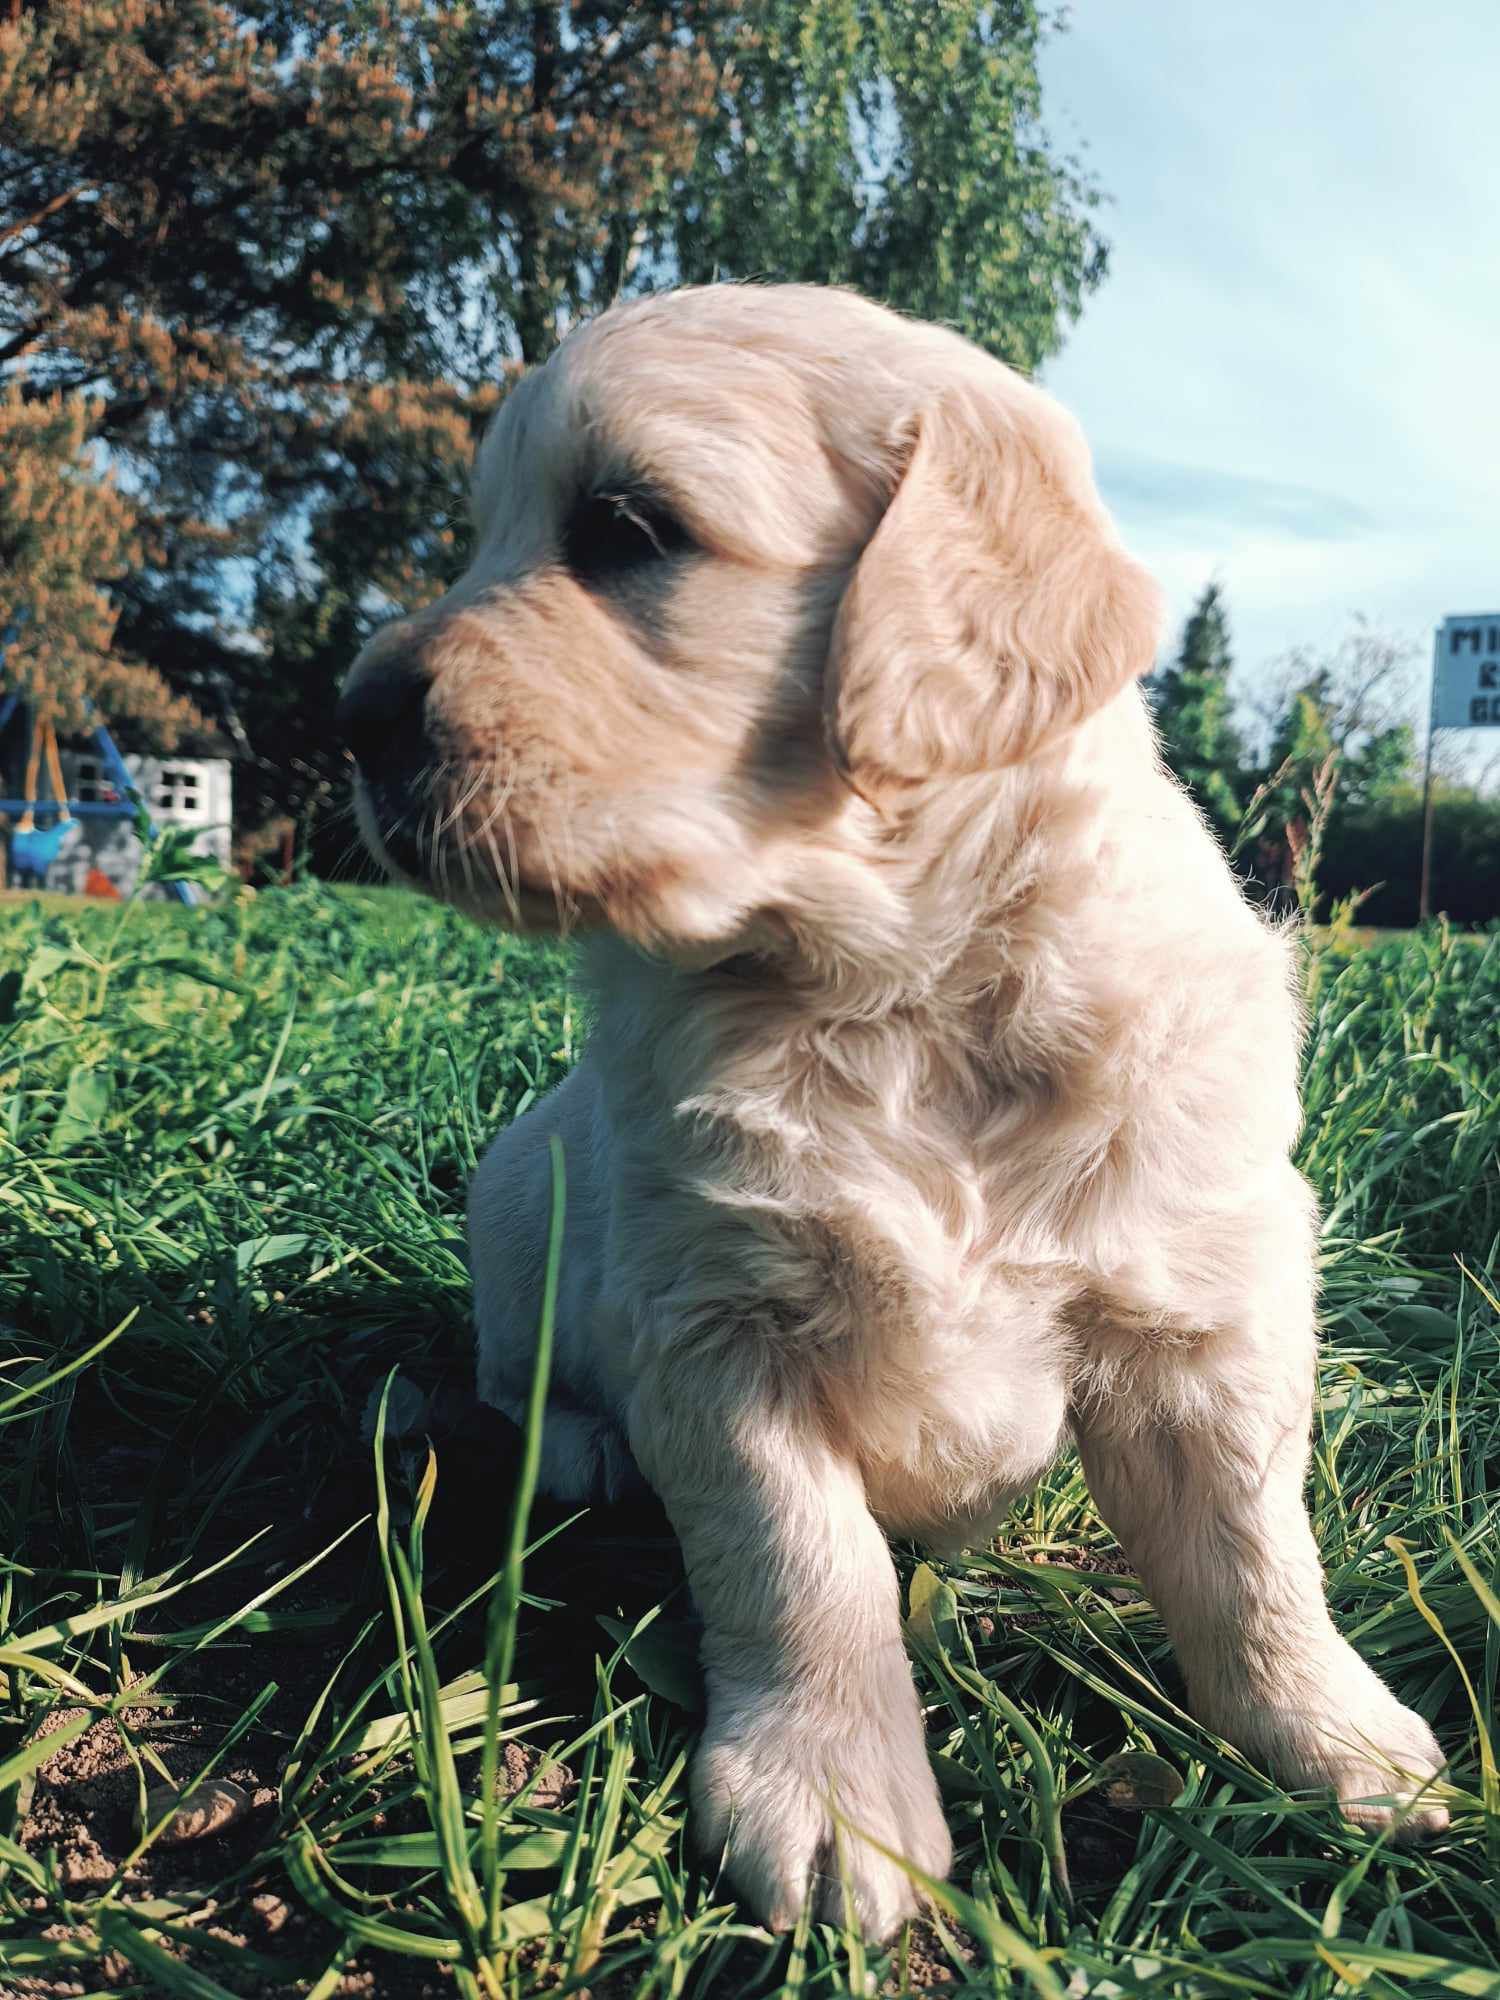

1418,629,1438,924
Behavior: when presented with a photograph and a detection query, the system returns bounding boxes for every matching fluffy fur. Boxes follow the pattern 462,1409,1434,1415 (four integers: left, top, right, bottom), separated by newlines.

341,284,1447,1939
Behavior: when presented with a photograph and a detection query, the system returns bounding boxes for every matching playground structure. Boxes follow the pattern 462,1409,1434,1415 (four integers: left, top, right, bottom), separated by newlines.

0,615,233,900
0,688,213,903
0,607,235,899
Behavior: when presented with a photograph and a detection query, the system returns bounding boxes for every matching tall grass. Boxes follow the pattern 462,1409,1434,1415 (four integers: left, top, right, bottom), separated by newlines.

0,883,1495,1996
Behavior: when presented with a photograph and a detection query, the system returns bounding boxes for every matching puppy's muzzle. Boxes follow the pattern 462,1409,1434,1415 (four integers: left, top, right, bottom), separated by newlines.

339,638,436,876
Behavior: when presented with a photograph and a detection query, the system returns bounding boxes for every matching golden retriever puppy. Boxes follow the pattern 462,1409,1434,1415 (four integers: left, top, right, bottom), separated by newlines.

340,284,1447,1939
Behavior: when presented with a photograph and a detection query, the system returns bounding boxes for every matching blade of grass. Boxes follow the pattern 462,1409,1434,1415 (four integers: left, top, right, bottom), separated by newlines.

480,1131,564,1954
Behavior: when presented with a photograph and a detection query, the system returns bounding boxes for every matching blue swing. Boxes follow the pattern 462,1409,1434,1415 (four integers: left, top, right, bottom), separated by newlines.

7,710,73,889
10,817,73,878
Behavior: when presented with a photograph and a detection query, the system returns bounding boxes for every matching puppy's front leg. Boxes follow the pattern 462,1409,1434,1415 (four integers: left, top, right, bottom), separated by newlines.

628,1350,951,1938
1075,1309,1448,1835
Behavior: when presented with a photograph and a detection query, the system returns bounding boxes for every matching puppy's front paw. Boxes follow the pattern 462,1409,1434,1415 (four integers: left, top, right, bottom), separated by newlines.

1318,1696,1448,1839
693,1687,952,1939
1226,1658,1448,1838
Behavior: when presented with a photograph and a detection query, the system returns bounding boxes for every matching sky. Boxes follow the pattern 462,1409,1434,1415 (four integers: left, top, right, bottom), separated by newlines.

1037,1,1500,750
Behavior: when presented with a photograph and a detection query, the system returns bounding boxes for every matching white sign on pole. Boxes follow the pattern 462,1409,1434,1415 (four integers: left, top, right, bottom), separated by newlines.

1433,613,1500,728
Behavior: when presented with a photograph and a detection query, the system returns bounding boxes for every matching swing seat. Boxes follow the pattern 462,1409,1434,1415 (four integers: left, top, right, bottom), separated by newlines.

11,818,73,871
9,710,76,882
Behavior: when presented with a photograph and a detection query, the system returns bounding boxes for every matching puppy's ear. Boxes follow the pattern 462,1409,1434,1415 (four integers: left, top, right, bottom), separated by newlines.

824,386,1162,791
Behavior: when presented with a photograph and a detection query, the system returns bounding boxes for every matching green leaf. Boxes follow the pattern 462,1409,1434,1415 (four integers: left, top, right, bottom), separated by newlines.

126,786,155,850
344,1671,526,1757
905,1562,964,1660
233,1232,313,1278
51,1065,111,1150
22,943,73,992
930,1751,989,1799
128,814,231,892
287,1834,464,1960
142,955,249,995
597,1613,703,1712
1382,1305,1462,1347
332,1824,570,1872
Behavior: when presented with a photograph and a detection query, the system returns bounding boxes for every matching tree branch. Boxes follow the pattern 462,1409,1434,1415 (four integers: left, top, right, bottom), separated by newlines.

0,179,95,253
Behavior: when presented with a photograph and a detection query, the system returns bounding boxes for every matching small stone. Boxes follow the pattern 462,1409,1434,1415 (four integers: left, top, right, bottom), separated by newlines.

1093,1752,1184,1811
140,1778,251,1845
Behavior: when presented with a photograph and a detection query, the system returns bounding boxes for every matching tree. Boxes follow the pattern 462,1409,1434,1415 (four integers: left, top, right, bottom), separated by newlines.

0,377,197,741
1148,582,1245,839
1,2,1108,850
1316,782,1500,928
0,1,724,712
673,1,1107,373
257,2,1109,861
1252,618,1421,801
1340,720,1417,813
1235,618,1431,909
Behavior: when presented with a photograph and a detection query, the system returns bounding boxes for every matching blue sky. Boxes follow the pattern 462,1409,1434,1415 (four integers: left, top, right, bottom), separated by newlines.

1037,3,1499,727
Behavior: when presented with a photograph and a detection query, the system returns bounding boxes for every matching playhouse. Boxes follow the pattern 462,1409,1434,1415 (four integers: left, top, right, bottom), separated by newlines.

53,747,233,897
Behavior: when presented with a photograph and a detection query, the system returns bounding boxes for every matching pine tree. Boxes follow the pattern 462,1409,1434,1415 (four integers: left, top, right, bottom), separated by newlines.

1149,582,1246,839
1,2,725,740
0,377,198,740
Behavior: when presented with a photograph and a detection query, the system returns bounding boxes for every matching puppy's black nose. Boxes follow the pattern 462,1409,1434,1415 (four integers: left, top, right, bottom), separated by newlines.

338,656,431,774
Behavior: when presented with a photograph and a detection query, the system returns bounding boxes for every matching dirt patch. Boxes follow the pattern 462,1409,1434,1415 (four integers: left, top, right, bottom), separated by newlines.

889,1916,978,1989
9,1645,595,1997
22,1706,280,1890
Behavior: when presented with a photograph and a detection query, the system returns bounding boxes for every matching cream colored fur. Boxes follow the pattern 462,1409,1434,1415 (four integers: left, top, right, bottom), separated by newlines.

344,284,1447,1940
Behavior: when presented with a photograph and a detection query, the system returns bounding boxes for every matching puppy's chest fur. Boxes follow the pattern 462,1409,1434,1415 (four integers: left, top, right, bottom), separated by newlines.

598,906,1294,1536
649,984,1162,1530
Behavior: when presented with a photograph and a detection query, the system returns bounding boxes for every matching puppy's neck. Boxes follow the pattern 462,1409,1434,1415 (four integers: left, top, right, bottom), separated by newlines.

614,695,1159,1021
768,762,1100,1009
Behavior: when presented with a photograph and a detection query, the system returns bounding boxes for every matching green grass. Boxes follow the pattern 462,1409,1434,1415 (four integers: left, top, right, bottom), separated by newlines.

0,880,1495,1998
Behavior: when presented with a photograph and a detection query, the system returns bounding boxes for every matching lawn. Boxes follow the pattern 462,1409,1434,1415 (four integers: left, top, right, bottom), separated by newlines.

0,881,1496,1999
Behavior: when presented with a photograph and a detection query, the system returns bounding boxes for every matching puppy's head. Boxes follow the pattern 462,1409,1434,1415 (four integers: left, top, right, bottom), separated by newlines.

340,284,1161,955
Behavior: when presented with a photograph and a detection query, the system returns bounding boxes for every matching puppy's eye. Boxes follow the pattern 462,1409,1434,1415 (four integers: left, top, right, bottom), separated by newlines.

563,490,693,584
